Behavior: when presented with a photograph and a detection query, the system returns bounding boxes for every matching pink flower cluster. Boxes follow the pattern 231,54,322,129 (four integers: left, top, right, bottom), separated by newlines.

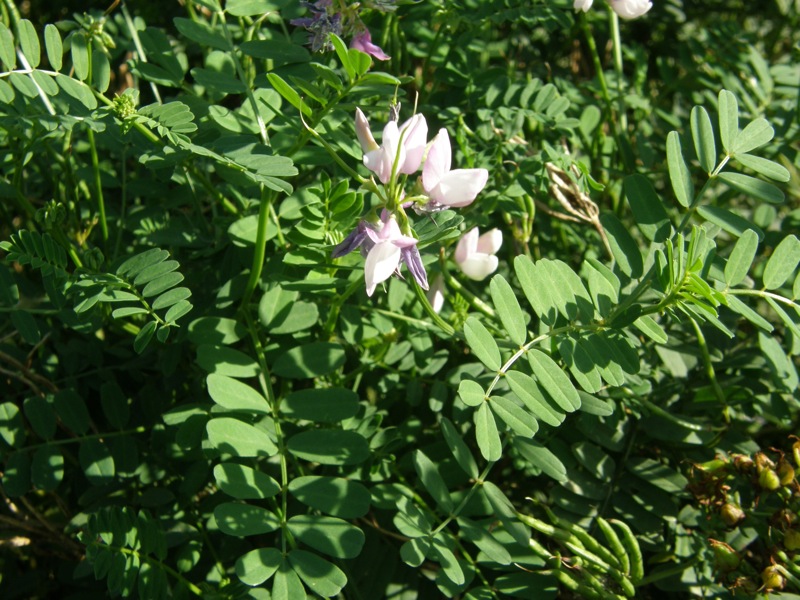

333,108,491,296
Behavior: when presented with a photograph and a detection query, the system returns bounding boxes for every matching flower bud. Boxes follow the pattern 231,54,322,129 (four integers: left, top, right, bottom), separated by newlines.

792,439,800,469
710,539,740,572
732,454,754,472
784,529,800,551
754,452,774,471
761,566,785,591
759,467,782,491
777,459,796,486
720,503,746,527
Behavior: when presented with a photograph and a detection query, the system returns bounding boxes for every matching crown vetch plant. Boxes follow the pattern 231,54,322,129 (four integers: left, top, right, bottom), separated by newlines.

1,0,799,599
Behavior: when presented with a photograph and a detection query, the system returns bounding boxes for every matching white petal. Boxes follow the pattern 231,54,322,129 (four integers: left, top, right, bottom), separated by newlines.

610,0,652,19
399,114,428,175
455,227,479,264
422,129,451,192
458,254,499,281
476,229,503,255
428,275,445,313
381,121,403,180
573,0,593,11
430,168,489,208
355,108,378,152
364,242,401,295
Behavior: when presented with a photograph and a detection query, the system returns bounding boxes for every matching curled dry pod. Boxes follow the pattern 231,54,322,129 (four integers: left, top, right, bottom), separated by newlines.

761,566,785,592
720,503,746,527
709,539,740,572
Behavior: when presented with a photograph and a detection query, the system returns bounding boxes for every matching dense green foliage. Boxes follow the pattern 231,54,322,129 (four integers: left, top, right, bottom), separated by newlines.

1,0,800,598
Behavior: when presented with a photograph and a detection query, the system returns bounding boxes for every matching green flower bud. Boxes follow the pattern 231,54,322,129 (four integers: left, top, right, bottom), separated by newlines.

761,566,785,591
710,539,740,572
785,529,800,551
759,467,782,491
113,90,139,122
732,453,754,472
792,440,800,469
777,459,795,486
83,247,105,271
720,503,745,527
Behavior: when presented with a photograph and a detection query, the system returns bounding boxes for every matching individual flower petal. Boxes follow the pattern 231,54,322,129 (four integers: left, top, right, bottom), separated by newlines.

573,0,593,11
355,108,378,153
476,228,503,255
430,169,490,208
454,227,502,281
359,213,421,295
397,114,428,175
609,0,652,19
364,242,401,296
363,121,401,183
332,220,377,258
357,110,429,184
422,128,452,190
428,274,445,313
350,30,391,61
454,227,479,265
422,129,488,208
458,254,499,281
401,245,429,290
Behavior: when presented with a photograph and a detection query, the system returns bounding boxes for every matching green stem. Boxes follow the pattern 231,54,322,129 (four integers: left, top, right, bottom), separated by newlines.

216,9,269,146
610,11,627,132
728,288,798,308
86,128,108,246
441,261,497,320
675,156,730,234
411,278,455,336
431,463,493,536
242,310,293,553
578,13,614,126
13,427,147,452
240,187,274,310
323,276,363,337
120,1,162,104
688,315,729,422
632,393,725,432
578,12,634,175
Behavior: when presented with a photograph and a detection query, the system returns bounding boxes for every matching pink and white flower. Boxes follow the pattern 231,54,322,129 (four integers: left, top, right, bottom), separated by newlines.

609,0,652,19
350,30,390,61
355,108,428,184
422,129,488,209
363,214,420,296
455,227,502,281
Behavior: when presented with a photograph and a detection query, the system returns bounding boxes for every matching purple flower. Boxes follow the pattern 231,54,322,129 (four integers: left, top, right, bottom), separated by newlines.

350,30,390,61
332,213,429,295
290,1,342,52
332,220,373,258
